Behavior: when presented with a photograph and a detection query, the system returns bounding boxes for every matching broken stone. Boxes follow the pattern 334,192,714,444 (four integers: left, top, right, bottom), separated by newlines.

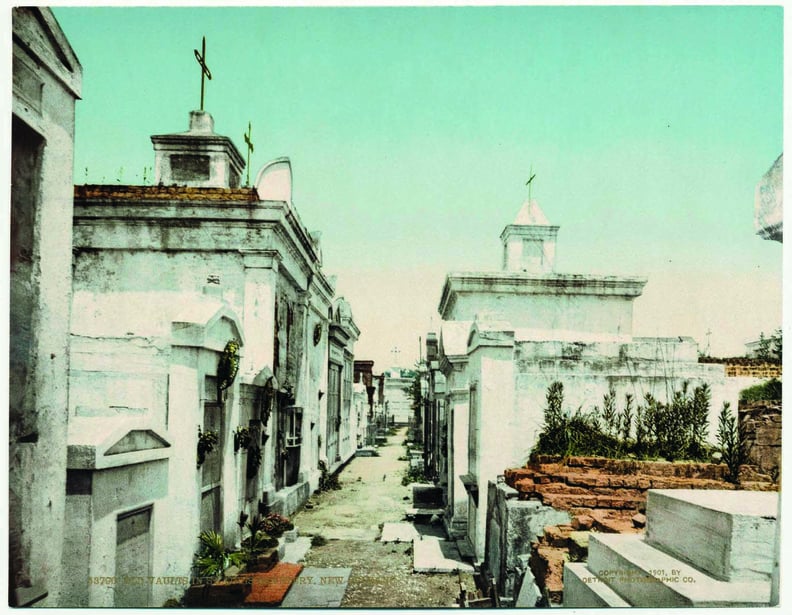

631,513,646,528
568,531,589,562
571,514,594,530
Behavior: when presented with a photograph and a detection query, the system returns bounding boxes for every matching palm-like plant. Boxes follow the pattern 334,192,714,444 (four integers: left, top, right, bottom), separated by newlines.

194,530,244,580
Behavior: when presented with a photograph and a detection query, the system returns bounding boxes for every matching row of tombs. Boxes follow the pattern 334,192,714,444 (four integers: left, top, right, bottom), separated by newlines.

412,182,781,606
10,9,375,607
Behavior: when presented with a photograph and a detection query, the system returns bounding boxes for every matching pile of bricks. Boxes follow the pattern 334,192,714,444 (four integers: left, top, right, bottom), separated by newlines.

505,455,777,605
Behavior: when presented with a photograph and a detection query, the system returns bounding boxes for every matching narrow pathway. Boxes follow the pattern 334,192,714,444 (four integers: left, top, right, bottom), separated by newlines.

288,427,467,607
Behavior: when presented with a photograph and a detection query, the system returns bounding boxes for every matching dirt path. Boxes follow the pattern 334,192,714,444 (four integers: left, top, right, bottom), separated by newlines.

291,427,470,607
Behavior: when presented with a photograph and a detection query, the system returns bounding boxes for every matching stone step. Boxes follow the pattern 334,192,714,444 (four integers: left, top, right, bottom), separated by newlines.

562,562,630,607
587,533,771,607
645,489,778,582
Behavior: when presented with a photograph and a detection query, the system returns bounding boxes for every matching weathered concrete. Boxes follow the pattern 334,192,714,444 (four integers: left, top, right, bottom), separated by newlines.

645,489,778,582
280,567,352,608
10,7,82,607
562,562,630,607
484,481,571,602
413,537,474,573
380,523,420,543
587,533,771,607
282,537,312,563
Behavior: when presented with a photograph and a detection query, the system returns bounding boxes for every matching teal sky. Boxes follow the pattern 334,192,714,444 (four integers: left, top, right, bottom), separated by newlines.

51,4,783,368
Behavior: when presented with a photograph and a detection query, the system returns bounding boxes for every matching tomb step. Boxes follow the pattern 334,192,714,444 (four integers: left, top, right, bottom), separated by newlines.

562,562,630,608
645,489,778,582
587,533,771,607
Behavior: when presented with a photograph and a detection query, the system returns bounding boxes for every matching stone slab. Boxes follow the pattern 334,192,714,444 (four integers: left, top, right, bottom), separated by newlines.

280,567,351,608
413,537,474,573
282,536,312,563
587,533,771,607
514,577,542,607
380,522,420,543
563,562,630,608
405,507,444,517
645,489,778,581
355,447,379,457
455,538,475,560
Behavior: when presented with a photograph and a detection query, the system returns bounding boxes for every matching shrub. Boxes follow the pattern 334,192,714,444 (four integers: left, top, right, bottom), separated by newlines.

262,513,293,537
240,514,278,554
401,466,427,486
716,401,744,483
533,381,714,463
318,460,341,491
739,378,782,402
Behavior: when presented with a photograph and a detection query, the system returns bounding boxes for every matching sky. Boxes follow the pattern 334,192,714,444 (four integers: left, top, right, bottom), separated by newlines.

41,2,784,369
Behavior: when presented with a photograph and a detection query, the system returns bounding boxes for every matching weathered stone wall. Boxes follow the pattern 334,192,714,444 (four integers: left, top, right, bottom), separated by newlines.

484,482,570,605
513,338,736,451
739,401,782,479
10,7,81,606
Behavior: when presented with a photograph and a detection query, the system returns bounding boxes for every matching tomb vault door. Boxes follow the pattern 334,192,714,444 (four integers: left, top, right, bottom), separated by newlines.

114,506,152,607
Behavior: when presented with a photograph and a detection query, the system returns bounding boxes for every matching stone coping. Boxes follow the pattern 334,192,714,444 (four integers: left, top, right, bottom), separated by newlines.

75,184,259,202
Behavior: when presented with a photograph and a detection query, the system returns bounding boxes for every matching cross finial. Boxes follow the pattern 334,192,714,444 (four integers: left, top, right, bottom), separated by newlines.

243,122,254,186
194,36,212,111
526,165,537,202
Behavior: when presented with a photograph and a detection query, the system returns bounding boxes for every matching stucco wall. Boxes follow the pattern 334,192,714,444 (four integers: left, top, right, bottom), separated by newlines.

446,287,637,339
10,8,81,605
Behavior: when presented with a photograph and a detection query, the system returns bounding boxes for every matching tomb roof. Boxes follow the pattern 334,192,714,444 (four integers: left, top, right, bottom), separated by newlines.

513,199,550,225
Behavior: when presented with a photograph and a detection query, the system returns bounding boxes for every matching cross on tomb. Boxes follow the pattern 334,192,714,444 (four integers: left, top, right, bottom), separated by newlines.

243,122,254,186
525,165,537,202
194,36,212,111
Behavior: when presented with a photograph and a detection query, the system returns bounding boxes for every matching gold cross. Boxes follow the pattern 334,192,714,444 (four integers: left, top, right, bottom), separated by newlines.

526,165,537,202
194,36,212,111
243,122,254,186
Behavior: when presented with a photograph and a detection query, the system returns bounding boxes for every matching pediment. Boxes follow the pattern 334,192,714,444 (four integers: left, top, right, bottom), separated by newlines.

105,429,171,456
13,7,82,97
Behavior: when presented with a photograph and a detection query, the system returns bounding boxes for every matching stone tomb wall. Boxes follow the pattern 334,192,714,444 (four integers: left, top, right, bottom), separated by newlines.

739,401,782,479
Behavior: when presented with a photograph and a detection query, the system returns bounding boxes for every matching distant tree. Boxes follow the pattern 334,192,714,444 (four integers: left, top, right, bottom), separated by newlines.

770,328,782,362
756,332,772,361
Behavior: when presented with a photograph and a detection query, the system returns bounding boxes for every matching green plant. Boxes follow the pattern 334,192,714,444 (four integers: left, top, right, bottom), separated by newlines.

401,465,427,486
716,401,744,483
197,427,219,467
246,445,262,479
620,393,634,442
234,426,252,452
739,378,782,402
533,381,714,463
318,460,341,491
262,513,293,537
601,384,618,438
216,339,240,400
194,531,245,580
240,514,279,555
687,383,711,459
